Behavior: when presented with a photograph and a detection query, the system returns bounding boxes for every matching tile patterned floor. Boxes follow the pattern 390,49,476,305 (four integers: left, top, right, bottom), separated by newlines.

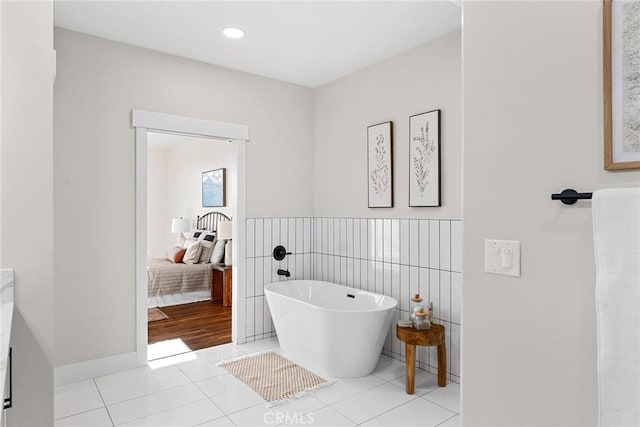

54,338,460,426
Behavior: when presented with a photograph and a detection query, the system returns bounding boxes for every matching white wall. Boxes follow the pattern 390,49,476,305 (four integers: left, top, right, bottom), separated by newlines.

147,147,167,258
147,135,234,258
313,31,461,218
54,28,314,367
462,1,640,425
166,138,234,231
1,1,54,424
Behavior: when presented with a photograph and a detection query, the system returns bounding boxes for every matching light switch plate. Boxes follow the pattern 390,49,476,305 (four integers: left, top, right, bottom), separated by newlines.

485,239,521,277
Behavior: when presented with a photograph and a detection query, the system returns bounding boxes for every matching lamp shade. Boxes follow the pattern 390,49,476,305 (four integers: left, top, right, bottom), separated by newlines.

171,218,191,233
217,220,232,240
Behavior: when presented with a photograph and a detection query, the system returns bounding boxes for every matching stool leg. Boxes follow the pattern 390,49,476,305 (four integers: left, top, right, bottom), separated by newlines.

437,343,447,387
405,343,416,394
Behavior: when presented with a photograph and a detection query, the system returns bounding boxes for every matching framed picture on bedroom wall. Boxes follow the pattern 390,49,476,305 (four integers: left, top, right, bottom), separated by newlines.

603,0,640,170
367,121,393,208
409,109,441,207
202,168,226,207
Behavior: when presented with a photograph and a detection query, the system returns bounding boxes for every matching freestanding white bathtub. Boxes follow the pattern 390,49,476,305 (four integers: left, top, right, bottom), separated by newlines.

265,280,397,378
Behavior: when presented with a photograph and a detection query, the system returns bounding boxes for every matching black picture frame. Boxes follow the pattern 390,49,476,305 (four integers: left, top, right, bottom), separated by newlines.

367,121,394,208
202,168,226,207
409,109,441,207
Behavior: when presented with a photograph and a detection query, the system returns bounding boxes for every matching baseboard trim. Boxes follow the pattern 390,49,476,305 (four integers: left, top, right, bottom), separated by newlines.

54,352,139,386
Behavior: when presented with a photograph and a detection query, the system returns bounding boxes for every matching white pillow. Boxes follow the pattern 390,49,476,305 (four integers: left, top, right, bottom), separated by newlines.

210,239,225,264
182,238,198,249
198,239,214,263
183,241,203,264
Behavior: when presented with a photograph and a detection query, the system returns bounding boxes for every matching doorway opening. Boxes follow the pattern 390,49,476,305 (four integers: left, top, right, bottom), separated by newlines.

133,110,248,367
146,132,235,361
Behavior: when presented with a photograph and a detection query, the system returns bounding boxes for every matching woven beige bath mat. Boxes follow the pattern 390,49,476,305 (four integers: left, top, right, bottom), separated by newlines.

218,351,331,405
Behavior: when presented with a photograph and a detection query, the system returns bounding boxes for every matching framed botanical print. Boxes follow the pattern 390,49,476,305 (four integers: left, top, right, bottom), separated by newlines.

367,121,393,208
409,110,440,206
604,0,640,170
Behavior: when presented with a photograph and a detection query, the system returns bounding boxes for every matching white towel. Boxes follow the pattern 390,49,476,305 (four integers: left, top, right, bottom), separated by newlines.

593,188,640,427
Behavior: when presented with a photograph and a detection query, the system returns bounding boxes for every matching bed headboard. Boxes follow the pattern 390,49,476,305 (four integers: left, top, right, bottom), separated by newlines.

196,211,230,233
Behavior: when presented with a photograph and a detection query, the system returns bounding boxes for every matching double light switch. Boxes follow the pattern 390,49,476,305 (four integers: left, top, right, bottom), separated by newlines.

485,239,521,277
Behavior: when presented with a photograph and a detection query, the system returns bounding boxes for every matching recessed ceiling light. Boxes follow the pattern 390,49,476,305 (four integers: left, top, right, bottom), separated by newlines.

222,27,244,39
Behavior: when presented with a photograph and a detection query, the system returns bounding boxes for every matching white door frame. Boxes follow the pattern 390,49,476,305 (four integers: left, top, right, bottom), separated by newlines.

132,110,248,366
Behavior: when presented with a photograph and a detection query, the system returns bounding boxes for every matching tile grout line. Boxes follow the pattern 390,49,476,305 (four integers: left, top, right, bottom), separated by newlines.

95,374,196,411
54,381,109,423
190,377,237,421
193,414,237,427
436,221,441,375
97,373,210,425
434,413,460,427
250,220,256,338
124,396,216,426
248,253,460,274
266,218,273,334
326,382,396,425
92,365,186,395
421,391,460,415
245,251,315,259
353,394,421,426
255,218,261,339
53,406,111,425
449,220,453,381
91,378,115,426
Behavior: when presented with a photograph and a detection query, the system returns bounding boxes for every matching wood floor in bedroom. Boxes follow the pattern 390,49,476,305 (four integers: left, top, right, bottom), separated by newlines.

148,301,231,352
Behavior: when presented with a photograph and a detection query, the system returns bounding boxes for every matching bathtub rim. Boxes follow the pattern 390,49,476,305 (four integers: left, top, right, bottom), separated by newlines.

264,280,398,314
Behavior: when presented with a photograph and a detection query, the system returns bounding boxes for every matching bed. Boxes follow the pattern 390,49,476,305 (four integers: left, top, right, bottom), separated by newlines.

147,211,230,307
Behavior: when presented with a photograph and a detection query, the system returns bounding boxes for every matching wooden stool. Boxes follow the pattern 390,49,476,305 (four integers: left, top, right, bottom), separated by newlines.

396,323,446,394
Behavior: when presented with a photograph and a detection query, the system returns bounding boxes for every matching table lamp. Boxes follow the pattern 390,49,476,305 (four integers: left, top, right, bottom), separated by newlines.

217,220,233,266
170,217,190,243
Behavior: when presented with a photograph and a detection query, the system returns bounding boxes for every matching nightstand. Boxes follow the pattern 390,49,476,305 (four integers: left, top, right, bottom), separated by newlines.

211,263,232,307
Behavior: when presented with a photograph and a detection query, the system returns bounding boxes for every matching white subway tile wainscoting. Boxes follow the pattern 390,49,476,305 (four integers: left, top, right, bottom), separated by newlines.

245,217,462,384
244,218,314,342
55,341,460,427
